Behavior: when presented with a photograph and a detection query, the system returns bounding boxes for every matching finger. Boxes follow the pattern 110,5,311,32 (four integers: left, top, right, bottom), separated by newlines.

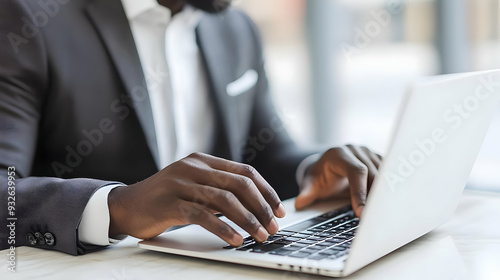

323,147,368,217
190,153,285,218
360,146,383,169
346,145,379,187
294,177,317,210
212,158,284,217
189,167,278,236
213,171,280,234
178,201,243,247
179,184,272,242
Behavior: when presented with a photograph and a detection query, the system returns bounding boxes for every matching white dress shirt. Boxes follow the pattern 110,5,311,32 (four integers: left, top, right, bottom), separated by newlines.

78,0,315,246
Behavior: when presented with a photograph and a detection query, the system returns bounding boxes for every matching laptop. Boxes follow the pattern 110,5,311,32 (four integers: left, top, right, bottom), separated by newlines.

139,69,500,277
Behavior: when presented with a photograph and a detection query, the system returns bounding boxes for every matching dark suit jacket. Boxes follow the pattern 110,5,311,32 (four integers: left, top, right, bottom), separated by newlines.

0,0,313,255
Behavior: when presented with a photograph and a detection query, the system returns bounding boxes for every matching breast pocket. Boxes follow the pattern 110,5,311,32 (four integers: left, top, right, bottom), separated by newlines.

227,69,259,144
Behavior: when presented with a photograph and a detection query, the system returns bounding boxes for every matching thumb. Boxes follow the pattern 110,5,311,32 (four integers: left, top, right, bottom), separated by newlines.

294,180,317,210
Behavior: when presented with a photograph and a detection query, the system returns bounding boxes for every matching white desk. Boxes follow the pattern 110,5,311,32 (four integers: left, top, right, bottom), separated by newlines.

2,190,500,280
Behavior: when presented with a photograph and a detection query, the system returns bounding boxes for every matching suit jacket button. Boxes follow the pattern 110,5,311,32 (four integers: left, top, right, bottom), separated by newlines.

44,232,55,246
34,232,45,245
26,233,37,245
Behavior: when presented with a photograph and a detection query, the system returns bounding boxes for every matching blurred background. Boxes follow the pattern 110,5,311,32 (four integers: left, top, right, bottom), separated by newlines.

236,0,500,192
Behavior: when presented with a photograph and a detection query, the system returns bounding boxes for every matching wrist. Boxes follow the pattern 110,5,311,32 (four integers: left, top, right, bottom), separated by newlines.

108,185,130,237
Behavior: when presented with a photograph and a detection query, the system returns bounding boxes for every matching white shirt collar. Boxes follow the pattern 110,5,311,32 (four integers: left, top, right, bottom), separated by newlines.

121,0,160,20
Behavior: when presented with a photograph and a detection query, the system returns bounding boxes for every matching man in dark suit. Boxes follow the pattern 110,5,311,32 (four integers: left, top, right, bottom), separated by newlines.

0,0,381,255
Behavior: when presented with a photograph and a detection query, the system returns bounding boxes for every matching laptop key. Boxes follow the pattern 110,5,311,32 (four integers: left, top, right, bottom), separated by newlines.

282,236,301,242
308,254,328,260
335,225,348,231
333,217,350,225
333,244,349,250
277,230,295,236
269,249,294,256
326,237,346,243
228,237,256,248
321,248,345,255
266,235,284,242
335,236,350,241
290,242,309,248
251,243,285,253
307,236,325,241
242,236,255,242
273,239,294,245
320,241,336,247
324,217,349,228
325,228,343,234
289,251,313,258
342,231,355,237
335,235,353,240
317,249,333,255
297,239,316,245
236,241,262,251
291,233,310,239
236,246,254,251
284,245,303,251
343,221,358,228
299,249,316,255
308,245,328,251
316,225,330,230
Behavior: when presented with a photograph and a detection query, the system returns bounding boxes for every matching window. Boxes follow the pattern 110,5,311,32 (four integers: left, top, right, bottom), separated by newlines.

239,0,500,191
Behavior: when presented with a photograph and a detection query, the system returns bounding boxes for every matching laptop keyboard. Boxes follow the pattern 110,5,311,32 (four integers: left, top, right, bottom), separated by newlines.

223,205,358,260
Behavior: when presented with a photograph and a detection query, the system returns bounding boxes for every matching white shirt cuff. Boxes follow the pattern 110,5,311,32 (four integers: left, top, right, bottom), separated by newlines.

295,153,322,189
78,183,126,246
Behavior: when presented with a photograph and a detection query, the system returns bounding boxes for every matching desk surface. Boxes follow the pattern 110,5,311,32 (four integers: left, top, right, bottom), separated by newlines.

1,190,500,280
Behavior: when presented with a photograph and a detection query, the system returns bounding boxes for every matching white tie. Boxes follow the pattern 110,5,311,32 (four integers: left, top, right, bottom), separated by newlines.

135,8,177,169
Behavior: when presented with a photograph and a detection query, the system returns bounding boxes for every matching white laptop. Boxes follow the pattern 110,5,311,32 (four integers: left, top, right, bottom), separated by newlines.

139,70,500,277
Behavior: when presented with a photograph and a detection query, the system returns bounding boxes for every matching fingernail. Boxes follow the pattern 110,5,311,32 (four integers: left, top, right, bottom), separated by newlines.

357,205,364,217
276,203,286,218
256,226,268,242
269,218,279,234
232,234,243,246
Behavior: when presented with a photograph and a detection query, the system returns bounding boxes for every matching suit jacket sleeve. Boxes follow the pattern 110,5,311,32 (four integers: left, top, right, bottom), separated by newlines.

0,0,115,255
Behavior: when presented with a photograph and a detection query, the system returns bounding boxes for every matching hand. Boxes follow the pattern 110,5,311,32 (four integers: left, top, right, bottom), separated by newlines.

294,145,382,217
108,152,286,247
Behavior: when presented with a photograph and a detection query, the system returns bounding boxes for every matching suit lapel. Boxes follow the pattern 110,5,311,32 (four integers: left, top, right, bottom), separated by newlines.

85,0,159,167
196,14,241,162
